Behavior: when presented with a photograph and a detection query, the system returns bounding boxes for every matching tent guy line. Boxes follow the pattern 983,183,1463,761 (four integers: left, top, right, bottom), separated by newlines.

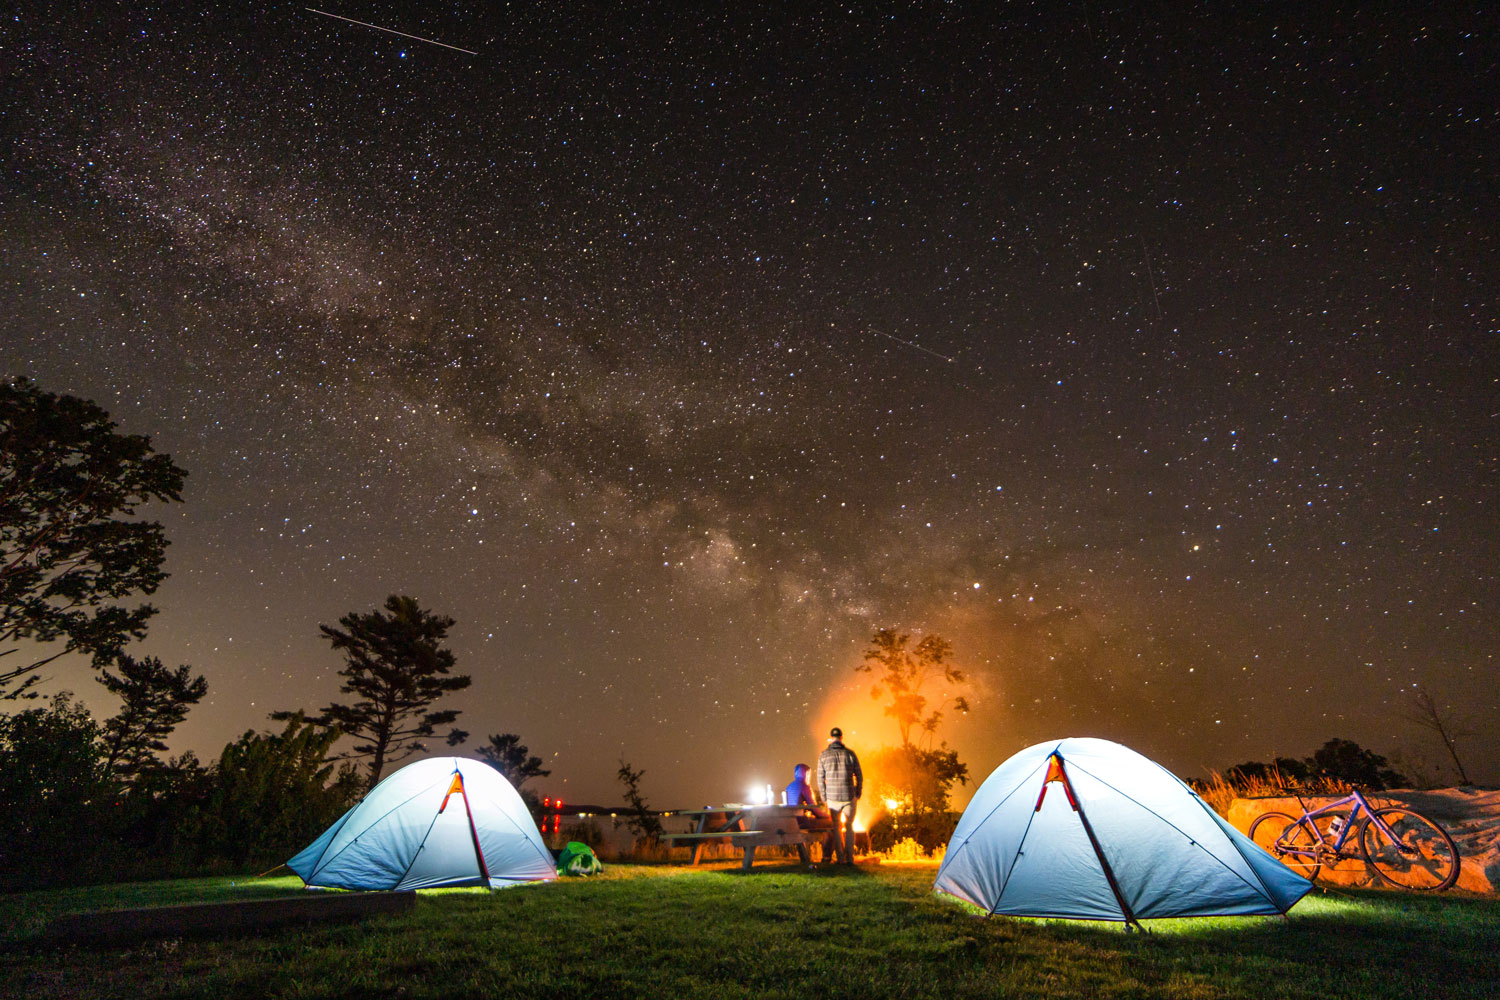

304,8,479,56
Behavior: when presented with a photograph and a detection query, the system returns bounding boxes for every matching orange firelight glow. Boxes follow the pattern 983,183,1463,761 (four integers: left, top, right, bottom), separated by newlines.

810,647,983,829
811,674,900,827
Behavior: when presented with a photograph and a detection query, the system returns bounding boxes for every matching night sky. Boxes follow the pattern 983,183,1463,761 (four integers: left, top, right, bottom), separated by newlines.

4,4,1496,806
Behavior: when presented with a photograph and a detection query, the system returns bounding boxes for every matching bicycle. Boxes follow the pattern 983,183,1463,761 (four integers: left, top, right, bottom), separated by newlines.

1248,788,1460,891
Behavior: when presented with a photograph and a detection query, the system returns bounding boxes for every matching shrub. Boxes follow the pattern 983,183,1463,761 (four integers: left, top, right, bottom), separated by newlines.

868,810,960,854
0,694,120,887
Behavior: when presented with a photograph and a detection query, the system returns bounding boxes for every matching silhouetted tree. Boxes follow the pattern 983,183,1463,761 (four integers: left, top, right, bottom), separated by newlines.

856,628,971,846
1402,686,1471,785
477,732,550,790
0,378,186,699
616,759,662,842
278,595,470,788
1306,738,1407,790
857,628,968,747
97,653,207,782
112,751,212,877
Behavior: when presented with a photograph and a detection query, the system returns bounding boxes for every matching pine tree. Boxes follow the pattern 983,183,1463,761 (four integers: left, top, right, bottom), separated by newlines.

97,653,208,782
476,732,550,790
1,378,186,699
280,595,471,787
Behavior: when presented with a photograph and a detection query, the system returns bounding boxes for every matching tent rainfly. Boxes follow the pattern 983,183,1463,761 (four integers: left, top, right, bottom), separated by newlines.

288,757,556,890
934,737,1311,925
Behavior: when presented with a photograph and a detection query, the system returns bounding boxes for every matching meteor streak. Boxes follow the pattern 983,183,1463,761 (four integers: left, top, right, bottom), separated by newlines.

305,8,479,56
870,328,956,363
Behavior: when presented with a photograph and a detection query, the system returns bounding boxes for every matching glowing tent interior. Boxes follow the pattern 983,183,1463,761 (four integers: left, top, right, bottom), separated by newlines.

934,737,1311,924
288,756,556,890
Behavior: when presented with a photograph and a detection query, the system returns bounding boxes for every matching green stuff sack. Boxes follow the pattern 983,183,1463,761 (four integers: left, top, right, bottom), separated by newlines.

557,841,603,876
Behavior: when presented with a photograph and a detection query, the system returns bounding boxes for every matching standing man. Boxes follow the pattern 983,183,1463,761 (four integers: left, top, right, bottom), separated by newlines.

816,726,863,864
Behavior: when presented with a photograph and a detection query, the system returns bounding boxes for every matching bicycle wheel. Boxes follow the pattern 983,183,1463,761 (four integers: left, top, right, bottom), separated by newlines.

1249,811,1320,880
1360,808,1460,891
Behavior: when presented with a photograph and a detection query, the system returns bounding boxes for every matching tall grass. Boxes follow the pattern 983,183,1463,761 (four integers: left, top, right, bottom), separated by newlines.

1195,766,1351,818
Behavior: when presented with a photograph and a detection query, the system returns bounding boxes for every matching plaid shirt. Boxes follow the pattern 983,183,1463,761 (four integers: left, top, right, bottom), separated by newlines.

817,741,863,802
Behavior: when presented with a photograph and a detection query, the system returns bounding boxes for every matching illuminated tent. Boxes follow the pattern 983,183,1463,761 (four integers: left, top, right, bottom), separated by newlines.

289,757,556,890
934,737,1310,924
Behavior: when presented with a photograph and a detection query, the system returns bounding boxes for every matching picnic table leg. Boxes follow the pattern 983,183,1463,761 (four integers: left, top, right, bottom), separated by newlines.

689,813,710,865
741,844,755,871
796,842,811,866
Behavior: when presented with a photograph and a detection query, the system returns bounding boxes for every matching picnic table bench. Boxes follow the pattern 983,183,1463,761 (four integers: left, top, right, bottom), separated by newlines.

662,804,836,870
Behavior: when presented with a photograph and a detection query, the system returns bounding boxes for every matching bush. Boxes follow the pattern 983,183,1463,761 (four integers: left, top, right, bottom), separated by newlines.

189,715,362,870
0,694,120,888
868,810,960,854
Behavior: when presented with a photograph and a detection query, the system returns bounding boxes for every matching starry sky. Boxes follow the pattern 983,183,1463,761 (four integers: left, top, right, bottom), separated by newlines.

3,4,1496,806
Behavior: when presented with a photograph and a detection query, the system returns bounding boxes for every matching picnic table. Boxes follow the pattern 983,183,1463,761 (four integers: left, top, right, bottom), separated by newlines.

662,804,836,870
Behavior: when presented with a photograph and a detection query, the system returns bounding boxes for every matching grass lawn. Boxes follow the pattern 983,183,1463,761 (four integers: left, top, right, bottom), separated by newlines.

3,861,1498,999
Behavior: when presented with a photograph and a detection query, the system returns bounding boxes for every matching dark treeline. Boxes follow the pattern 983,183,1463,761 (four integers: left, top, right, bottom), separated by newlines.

0,379,547,889
0,692,554,891
1225,738,1409,791
0,702,362,888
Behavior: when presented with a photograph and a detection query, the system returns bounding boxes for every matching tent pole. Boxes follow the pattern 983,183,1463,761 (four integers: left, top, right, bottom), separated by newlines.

1055,754,1144,931
454,773,493,886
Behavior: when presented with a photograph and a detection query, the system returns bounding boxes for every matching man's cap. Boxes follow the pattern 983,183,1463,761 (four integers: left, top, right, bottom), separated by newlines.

829,726,842,739
794,763,809,773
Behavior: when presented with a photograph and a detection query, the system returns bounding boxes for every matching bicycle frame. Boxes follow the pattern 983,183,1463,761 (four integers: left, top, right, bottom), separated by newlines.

1275,789,1405,860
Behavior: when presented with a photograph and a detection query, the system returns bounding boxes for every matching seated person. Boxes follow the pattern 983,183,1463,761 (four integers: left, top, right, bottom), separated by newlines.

786,764,830,837
785,763,816,806
782,763,825,867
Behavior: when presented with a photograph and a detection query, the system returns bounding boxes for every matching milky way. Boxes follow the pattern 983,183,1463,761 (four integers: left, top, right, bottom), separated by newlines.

3,4,1495,803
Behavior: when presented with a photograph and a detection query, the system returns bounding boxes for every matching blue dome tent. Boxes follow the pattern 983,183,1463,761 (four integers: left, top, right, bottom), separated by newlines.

289,757,556,890
934,738,1310,925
